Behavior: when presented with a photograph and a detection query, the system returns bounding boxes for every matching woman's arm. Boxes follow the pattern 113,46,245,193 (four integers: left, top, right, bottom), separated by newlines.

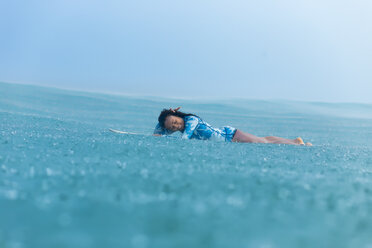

181,116,199,139
153,123,174,136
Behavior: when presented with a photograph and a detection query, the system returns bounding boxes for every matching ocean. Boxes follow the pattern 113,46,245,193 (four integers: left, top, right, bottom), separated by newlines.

1,82,372,248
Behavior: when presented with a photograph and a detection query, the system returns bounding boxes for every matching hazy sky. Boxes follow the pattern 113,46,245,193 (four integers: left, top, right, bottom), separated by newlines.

1,0,371,102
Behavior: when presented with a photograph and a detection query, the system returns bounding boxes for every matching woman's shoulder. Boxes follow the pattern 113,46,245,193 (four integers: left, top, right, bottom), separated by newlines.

184,115,200,122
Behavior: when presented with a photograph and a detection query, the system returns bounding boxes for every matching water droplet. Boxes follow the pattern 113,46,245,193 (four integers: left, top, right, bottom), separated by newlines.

226,196,244,207
29,166,35,178
131,234,148,248
140,169,148,179
59,213,72,226
46,168,53,176
158,192,167,201
193,202,206,214
4,190,18,200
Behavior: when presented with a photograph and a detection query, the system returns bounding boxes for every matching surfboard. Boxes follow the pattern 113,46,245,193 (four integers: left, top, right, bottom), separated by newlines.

109,128,177,139
109,128,144,135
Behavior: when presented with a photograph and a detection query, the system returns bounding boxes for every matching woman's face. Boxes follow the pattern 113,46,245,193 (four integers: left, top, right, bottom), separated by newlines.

164,115,184,132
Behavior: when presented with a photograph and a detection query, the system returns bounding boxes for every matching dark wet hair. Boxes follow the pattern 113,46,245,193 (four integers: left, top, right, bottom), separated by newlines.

158,109,198,129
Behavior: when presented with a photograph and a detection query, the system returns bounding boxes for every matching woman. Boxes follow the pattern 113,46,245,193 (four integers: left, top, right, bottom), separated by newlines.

154,107,312,145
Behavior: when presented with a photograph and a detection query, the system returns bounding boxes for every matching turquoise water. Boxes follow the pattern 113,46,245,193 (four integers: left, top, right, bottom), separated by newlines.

1,82,372,248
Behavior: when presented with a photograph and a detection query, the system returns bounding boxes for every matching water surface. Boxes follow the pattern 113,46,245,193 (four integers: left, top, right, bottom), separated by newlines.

1,82,372,248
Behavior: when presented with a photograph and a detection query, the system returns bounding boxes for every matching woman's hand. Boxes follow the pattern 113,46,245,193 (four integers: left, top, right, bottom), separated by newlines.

170,107,181,113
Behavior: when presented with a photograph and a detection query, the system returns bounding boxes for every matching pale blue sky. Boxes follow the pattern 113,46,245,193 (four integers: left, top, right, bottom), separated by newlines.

1,0,371,102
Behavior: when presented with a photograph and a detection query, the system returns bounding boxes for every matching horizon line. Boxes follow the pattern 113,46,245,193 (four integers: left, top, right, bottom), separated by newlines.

2,80,372,106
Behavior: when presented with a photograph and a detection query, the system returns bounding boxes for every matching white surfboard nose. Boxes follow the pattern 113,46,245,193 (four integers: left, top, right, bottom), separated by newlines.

109,128,141,135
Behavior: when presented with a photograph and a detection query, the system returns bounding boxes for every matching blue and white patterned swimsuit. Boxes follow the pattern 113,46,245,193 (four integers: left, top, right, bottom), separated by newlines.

153,115,237,142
